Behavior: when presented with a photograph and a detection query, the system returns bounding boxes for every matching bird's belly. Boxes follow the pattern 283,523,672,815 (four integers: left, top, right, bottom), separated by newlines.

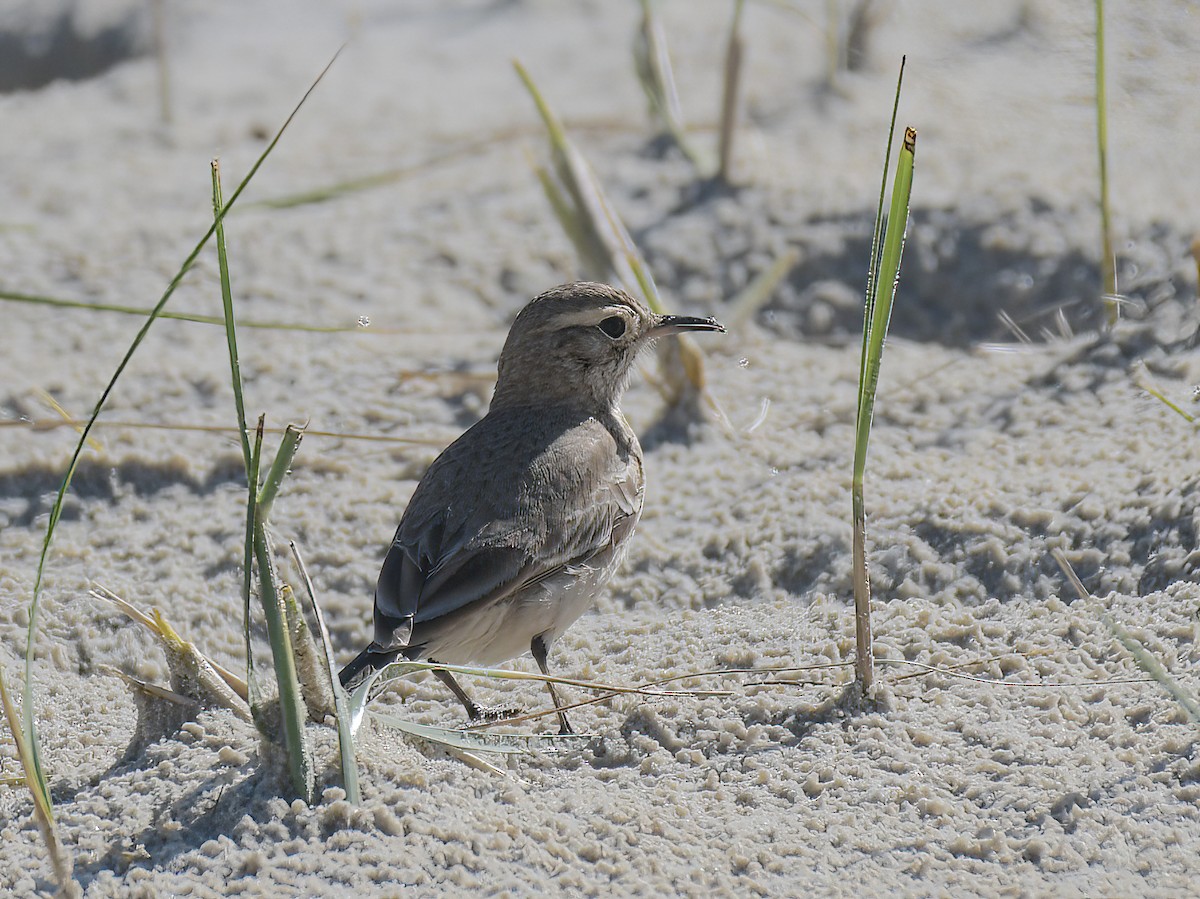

418,545,627,666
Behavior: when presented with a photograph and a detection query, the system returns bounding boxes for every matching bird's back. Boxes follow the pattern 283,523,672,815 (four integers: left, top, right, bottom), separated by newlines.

370,403,644,662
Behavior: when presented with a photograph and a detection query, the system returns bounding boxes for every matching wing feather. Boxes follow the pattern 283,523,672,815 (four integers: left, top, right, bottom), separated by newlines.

369,410,643,652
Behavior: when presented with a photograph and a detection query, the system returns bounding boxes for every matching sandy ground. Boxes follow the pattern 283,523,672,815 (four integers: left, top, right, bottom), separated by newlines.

2,1,1199,895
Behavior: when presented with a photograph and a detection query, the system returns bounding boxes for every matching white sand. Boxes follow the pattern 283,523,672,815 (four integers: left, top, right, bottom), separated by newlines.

1,1,1199,895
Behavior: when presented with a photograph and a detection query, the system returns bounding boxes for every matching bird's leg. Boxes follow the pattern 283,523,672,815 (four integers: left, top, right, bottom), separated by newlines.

531,635,574,735
432,668,521,723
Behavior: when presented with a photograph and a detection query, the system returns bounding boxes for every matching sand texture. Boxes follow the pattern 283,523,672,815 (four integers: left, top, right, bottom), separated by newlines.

1,1,1199,896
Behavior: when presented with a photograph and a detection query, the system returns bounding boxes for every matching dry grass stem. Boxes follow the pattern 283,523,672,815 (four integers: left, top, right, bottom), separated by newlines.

90,585,251,717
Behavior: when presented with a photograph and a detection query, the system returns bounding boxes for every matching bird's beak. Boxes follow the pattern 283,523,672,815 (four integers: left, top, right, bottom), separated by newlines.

646,314,726,339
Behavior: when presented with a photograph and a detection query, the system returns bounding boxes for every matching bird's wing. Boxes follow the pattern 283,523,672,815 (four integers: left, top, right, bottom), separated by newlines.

370,419,642,650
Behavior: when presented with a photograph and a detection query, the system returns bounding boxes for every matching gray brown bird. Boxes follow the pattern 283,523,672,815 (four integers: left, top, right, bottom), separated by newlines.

339,281,724,733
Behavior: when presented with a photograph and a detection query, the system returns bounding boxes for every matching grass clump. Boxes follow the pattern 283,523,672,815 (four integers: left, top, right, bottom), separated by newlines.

633,0,744,184
5,56,343,888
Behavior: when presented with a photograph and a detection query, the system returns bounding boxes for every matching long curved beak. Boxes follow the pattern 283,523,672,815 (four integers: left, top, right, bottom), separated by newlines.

646,314,726,339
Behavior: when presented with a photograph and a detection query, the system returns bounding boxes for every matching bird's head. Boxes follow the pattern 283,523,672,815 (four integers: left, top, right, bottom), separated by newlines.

492,281,725,411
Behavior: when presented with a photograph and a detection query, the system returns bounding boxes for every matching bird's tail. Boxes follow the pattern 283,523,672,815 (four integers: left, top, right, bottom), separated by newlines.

338,646,402,691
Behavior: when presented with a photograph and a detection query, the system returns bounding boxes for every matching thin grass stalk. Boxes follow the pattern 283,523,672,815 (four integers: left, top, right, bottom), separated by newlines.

852,125,916,693
726,247,801,329
1095,0,1117,326
1053,550,1200,724
533,164,590,259
515,60,712,406
856,56,905,413
254,504,313,800
1134,367,1195,423
0,290,371,332
358,659,733,702
635,0,708,172
290,541,361,804
257,424,303,519
215,158,311,795
212,160,252,474
246,132,530,210
852,59,914,694
717,0,746,184
514,61,643,302
1192,238,1200,296
243,420,268,720
4,417,445,445
0,663,73,893
216,157,269,724
32,389,102,451
22,52,340,779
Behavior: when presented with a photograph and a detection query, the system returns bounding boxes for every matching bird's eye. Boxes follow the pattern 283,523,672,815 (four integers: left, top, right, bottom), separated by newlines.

598,316,626,339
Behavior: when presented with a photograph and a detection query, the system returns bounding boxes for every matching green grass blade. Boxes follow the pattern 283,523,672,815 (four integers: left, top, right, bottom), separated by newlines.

251,426,312,801
514,59,667,317
857,55,906,434
0,659,73,891
215,151,307,788
212,159,252,477
515,61,637,294
219,157,268,726
22,51,341,771
243,420,269,723
851,59,915,694
514,60,613,280
289,542,360,804
862,125,916,419
0,663,52,817
533,164,589,261
257,423,304,520
254,507,313,800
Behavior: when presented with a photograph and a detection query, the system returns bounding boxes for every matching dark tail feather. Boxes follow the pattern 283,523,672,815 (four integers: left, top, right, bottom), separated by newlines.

339,646,401,690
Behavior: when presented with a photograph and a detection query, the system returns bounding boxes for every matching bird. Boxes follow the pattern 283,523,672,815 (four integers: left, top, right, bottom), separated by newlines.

339,281,725,733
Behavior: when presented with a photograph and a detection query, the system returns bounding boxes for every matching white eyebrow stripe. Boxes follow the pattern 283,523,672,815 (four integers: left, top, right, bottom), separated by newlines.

551,305,630,329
